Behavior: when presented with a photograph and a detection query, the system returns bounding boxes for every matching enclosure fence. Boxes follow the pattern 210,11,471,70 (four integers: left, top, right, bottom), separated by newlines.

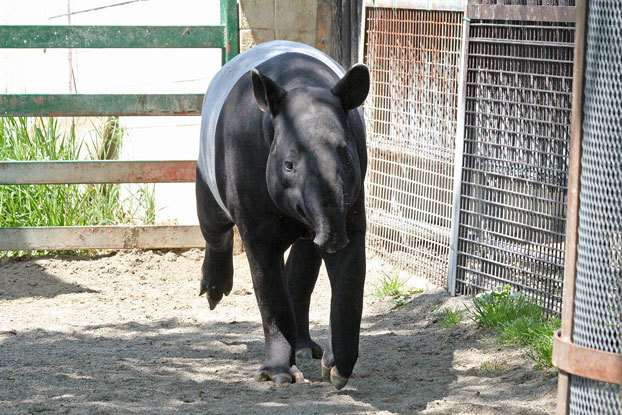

361,0,577,314
452,17,575,314
362,2,464,288
0,0,238,251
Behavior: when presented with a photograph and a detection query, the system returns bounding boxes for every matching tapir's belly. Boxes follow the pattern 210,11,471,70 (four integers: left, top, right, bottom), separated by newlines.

197,41,346,220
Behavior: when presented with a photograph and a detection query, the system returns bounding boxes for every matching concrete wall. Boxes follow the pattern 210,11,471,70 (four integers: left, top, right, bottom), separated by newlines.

239,0,319,52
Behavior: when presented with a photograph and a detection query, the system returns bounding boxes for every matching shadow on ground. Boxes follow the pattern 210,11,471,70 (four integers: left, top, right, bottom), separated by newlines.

0,256,99,300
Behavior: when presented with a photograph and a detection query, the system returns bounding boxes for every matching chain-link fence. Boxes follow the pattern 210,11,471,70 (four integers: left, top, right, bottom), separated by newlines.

567,0,622,412
363,6,464,287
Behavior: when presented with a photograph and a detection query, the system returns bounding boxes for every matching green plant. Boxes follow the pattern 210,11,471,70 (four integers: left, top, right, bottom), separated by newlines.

477,360,506,373
370,273,422,309
467,285,561,369
440,307,462,328
0,117,156,256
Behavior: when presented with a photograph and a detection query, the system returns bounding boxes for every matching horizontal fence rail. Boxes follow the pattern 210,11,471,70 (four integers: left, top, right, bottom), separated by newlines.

0,161,196,184
0,226,204,250
0,26,226,48
0,94,204,117
0,0,239,252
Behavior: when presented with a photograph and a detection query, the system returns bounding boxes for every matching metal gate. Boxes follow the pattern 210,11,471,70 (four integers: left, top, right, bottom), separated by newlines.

0,0,238,251
361,1,466,287
449,5,576,313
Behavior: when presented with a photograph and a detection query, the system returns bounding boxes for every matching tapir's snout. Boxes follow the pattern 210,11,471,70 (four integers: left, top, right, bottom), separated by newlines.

313,230,349,254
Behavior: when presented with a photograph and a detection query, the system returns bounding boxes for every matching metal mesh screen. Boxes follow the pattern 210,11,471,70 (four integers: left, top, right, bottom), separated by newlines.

568,0,622,412
363,8,463,287
454,20,575,313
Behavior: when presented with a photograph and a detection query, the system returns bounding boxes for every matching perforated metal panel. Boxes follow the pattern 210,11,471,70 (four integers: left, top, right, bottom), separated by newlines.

363,7,463,287
454,20,574,313
568,0,622,412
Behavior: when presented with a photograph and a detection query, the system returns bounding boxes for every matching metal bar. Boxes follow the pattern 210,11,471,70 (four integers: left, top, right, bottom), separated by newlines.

221,0,239,64
0,225,204,250
461,167,568,191
0,160,196,184
0,94,203,116
553,330,622,386
557,0,587,412
469,38,575,48
466,5,576,23
448,16,469,296
0,25,226,48
456,266,563,302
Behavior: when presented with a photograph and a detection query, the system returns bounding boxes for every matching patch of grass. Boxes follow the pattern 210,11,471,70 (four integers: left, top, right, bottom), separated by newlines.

370,272,422,309
477,360,506,373
440,307,462,328
467,285,561,369
0,117,156,256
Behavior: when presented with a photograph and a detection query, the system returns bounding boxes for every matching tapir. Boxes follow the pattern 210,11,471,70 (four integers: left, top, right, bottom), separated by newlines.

195,40,369,389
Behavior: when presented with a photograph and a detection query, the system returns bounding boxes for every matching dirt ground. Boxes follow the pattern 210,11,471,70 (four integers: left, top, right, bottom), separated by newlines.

0,249,557,414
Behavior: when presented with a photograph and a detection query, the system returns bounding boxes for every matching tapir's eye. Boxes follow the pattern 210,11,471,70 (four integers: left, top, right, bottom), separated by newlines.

284,161,294,171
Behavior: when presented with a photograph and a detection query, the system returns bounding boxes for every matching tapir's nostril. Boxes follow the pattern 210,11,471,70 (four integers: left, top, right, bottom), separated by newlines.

313,232,349,254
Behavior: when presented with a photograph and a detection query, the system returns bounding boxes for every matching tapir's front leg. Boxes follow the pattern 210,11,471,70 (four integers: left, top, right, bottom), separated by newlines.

321,208,366,390
244,239,304,384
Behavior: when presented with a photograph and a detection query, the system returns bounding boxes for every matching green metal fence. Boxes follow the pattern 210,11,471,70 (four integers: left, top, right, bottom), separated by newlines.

0,0,239,251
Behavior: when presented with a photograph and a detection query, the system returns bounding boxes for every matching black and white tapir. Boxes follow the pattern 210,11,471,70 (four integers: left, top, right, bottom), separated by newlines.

196,40,369,389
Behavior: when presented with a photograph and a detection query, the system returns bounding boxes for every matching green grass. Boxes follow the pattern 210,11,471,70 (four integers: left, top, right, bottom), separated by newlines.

467,285,561,369
370,272,423,309
477,360,506,373
440,307,462,328
0,117,156,256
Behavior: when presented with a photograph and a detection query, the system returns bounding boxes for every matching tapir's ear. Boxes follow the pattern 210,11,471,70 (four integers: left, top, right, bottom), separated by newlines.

251,68,286,116
332,63,370,111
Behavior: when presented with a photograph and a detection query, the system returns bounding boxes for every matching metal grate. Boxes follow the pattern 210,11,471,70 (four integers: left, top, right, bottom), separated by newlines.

454,20,575,313
569,0,622,412
363,7,463,287
468,0,576,5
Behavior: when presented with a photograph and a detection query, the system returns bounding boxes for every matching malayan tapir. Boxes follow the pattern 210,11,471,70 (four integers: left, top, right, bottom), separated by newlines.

195,40,369,389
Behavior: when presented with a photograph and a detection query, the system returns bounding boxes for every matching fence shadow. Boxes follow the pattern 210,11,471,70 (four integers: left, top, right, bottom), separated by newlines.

0,256,99,300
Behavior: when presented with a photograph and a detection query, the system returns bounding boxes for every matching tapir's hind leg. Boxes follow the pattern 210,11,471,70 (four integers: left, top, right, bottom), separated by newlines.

196,167,234,310
285,239,323,359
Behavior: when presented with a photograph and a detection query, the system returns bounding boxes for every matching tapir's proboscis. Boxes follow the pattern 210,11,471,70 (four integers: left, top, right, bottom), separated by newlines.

195,41,369,389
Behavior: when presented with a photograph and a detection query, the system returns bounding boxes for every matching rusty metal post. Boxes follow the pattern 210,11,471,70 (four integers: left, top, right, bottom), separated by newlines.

556,1,587,413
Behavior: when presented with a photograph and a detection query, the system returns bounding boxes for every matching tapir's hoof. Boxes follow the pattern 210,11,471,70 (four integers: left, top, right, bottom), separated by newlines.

255,366,304,385
321,365,349,390
201,286,232,310
296,343,323,360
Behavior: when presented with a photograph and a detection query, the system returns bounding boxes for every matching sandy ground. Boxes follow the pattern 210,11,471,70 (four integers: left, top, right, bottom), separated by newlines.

0,249,557,414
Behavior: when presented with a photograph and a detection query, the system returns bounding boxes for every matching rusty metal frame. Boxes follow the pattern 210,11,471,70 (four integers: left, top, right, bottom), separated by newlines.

0,0,239,252
553,330,622,386
554,0,587,413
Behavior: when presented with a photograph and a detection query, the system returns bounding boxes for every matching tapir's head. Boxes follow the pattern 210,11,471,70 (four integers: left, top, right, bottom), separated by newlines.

251,64,369,253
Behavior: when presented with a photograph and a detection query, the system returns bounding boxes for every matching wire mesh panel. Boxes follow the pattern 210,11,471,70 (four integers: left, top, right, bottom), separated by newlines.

363,8,463,287
454,20,575,313
568,0,622,412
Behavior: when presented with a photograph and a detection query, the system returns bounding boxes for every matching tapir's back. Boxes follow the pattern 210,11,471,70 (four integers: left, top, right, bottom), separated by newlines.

197,41,348,219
